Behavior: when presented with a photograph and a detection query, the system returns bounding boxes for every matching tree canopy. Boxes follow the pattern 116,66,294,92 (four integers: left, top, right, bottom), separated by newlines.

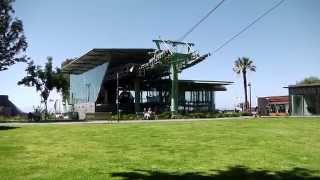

18,57,68,117
297,76,320,85
233,57,256,111
0,0,28,71
233,57,256,74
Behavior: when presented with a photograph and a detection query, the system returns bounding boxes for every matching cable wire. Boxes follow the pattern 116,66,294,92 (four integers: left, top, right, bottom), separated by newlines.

213,0,285,53
178,0,226,41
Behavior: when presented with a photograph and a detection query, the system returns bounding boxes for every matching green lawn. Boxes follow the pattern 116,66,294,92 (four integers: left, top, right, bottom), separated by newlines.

0,118,320,180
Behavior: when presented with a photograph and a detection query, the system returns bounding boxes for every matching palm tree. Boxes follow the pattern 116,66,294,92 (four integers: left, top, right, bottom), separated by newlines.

233,57,256,111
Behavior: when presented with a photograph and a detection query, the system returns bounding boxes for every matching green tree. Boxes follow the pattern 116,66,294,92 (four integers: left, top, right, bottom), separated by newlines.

18,57,68,119
60,58,77,102
297,76,320,85
233,57,256,111
0,0,28,71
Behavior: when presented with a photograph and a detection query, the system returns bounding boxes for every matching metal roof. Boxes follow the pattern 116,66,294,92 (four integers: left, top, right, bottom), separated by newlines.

178,79,233,86
143,79,233,91
284,83,320,88
259,96,289,104
62,48,154,74
176,80,233,91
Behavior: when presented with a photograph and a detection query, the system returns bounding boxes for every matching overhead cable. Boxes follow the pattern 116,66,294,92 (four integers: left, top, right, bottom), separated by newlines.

178,0,226,41
213,0,285,53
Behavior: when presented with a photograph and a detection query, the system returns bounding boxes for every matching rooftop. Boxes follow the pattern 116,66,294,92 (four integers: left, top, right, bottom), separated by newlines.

259,96,289,104
285,83,320,88
62,48,154,74
144,79,233,91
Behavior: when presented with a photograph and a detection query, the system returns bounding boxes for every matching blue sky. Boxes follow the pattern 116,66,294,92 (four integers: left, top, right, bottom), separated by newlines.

1,0,319,112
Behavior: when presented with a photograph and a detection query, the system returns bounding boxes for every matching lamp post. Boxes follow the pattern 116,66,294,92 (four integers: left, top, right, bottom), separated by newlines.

85,83,91,102
116,72,120,123
248,82,252,113
235,96,240,112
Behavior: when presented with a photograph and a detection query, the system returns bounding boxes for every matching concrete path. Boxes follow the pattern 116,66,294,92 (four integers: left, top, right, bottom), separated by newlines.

0,116,254,126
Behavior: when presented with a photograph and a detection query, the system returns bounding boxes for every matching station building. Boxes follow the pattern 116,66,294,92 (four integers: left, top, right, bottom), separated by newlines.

62,48,232,119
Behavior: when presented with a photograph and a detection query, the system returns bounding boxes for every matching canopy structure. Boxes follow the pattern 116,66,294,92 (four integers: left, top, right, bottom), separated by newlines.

144,79,232,91
62,48,154,74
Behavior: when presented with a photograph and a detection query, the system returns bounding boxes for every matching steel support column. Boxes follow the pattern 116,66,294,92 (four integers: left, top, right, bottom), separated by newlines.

134,79,141,113
170,63,178,117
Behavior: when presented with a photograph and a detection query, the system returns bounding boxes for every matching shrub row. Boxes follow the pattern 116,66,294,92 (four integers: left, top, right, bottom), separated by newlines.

176,112,241,119
0,115,27,122
0,111,247,122
99,111,243,121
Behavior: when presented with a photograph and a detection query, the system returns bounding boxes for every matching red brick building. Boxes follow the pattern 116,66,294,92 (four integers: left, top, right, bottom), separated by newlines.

257,96,289,116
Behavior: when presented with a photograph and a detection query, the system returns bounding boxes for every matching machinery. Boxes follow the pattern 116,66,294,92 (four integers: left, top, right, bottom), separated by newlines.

138,39,210,116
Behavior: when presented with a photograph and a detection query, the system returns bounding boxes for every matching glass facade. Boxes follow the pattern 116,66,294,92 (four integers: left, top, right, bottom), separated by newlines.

181,90,215,112
291,95,304,115
70,63,109,104
291,94,320,116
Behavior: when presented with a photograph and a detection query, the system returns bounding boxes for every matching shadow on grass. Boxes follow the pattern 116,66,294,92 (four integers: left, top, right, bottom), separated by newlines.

0,126,20,131
111,166,320,180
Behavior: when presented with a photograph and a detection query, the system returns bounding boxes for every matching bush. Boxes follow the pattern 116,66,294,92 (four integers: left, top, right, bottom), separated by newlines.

215,113,224,118
84,111,243,121
188,112,213,118
158,112,171,119
0,115,27,122
224,112,241,118
120,114,138,120
240,112,252,116
179,112,241,119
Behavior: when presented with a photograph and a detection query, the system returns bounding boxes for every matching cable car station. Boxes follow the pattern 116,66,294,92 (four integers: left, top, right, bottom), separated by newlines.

62,40,232,119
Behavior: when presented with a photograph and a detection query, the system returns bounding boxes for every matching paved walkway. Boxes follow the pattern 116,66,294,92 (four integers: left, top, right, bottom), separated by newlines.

0,117,254,126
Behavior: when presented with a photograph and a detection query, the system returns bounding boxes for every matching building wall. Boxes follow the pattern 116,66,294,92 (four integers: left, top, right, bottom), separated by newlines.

74,102,95,120
257,96,289,116
289,86,320,116
258,98,268,115
180,90,215,112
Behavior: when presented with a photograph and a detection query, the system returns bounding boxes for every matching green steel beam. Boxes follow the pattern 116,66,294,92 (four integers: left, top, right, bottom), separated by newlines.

170,62,178,117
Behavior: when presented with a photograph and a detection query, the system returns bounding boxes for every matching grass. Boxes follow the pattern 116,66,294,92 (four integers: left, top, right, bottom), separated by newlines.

0,117,320,179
